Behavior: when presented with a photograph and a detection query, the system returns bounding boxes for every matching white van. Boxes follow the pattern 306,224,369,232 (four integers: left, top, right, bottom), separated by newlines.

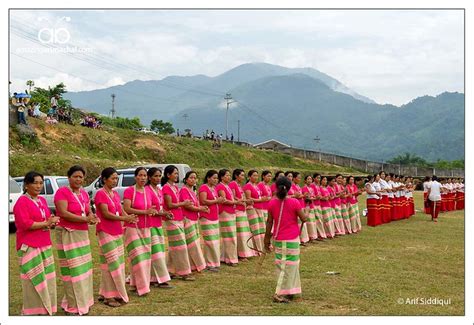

85,164,192,203
9,176,22,232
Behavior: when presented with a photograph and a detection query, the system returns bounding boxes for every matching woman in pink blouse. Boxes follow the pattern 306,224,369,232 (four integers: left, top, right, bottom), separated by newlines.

328,176,346,236
257,170,273,222
54,165,99,315
180,171,208,273
199,170,225,271
301,175,318,242
146,167,175,288
95,167,138,307
244,170,271,255
346,176,362,233
270,171,285,196
229,169,254,260
264,176,307,303
161,165,195,281
319,176,337,238
14,171,59,315
290,172,310,245
310,173,327,240
123,167,159,295
216,169,239,266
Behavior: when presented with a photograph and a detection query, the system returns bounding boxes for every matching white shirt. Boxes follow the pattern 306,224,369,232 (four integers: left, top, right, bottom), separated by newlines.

365,182,379,199
428,181,442,201
378,179,390,196
423,181,432,193
386,180,394,198
51,97,58,107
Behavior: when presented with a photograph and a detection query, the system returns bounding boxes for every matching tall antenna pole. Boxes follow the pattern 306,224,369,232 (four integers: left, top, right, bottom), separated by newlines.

224,93,235,139
237,119,240,142
111,93,116,118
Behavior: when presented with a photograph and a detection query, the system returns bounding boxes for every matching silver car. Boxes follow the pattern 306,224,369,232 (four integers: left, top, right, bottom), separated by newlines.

9,176,22,232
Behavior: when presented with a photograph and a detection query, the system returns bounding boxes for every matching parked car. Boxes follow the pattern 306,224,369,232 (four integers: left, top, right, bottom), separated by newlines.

13,175,69,214
85,164,191,202
9,176,22,232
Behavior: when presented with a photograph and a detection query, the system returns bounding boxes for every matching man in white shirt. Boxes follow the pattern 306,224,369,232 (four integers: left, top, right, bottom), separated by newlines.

427,176,442,222
50,94,59,116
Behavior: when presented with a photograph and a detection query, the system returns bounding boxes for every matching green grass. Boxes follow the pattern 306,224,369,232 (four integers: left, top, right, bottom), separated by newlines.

8,192,464,316
9,118,359,184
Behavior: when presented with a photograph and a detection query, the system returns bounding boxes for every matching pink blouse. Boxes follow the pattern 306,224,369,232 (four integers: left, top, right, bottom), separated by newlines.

243,182,262,209
257,182,272,210
95,188,123,235
198,184,219,221
146,185,165,227
319,186,332,208
14,195,52,250
301,185,314,208
311,183,321,206
229,181,245,212
216,183,236,214
162,183,184,222
179,186,200,221
54,187,90,231
291,184,305,209
267,197,302,241
123,186,157,228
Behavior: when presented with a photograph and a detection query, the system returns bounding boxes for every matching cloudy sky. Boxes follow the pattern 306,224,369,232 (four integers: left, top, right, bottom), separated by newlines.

9,9,464,105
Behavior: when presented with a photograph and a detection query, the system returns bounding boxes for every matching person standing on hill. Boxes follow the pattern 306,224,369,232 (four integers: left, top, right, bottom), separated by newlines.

14,171,59,315
264,176,308,303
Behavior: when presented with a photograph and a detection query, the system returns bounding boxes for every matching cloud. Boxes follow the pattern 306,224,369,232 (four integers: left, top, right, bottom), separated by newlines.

9,9,464,105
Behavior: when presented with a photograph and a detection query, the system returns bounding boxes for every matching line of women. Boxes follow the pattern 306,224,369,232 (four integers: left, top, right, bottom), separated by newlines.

365,172,417,227
14,165,368,315
423,177,465,215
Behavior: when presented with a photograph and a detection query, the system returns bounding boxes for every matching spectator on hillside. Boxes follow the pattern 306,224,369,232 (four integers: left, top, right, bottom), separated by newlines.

33,102,41,118
16,98,27,124
46,114,58,125
50,94,59,117
210,130,215,140
230,133,234,142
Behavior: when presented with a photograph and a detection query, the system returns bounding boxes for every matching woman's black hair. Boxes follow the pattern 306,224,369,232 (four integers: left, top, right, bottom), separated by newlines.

389,173,395,178
218,169,230,182
261,170,272,181
304,175,312,182
232,169,244,181
312,173,321,179
432,175,438,181
134,167,147,177
101,167,117,184
247,170,258,178
276,176,292,200
284,171,293,177
146,167,162,185
273,170,284,181
67,165,86,177
183,170,197,184
203,169,218,184
423,176,431,182
327,176,336,183
379,171,385,176
293,171,300,179
23,171,44,193
346,175,354,182
335,173,342,178
161,165,178,186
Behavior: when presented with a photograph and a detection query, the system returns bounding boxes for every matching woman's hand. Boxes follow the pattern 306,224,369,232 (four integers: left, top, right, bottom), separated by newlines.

125,214,138,224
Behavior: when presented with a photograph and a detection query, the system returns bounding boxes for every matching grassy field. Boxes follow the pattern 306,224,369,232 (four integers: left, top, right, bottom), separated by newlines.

8,192,464,316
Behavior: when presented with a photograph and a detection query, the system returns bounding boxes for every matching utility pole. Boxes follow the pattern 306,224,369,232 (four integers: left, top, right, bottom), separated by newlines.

110,94,116,118
237,119,240,142
314,136,321,161
224,93,235,139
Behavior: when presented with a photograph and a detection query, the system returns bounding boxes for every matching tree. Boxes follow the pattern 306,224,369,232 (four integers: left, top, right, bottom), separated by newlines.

150,119,175,134
26,80,34,93
387,152,429,166
30,82,72,113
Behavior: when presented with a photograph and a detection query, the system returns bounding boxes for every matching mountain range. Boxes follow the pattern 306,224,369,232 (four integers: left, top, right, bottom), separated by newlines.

64,62,464,161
